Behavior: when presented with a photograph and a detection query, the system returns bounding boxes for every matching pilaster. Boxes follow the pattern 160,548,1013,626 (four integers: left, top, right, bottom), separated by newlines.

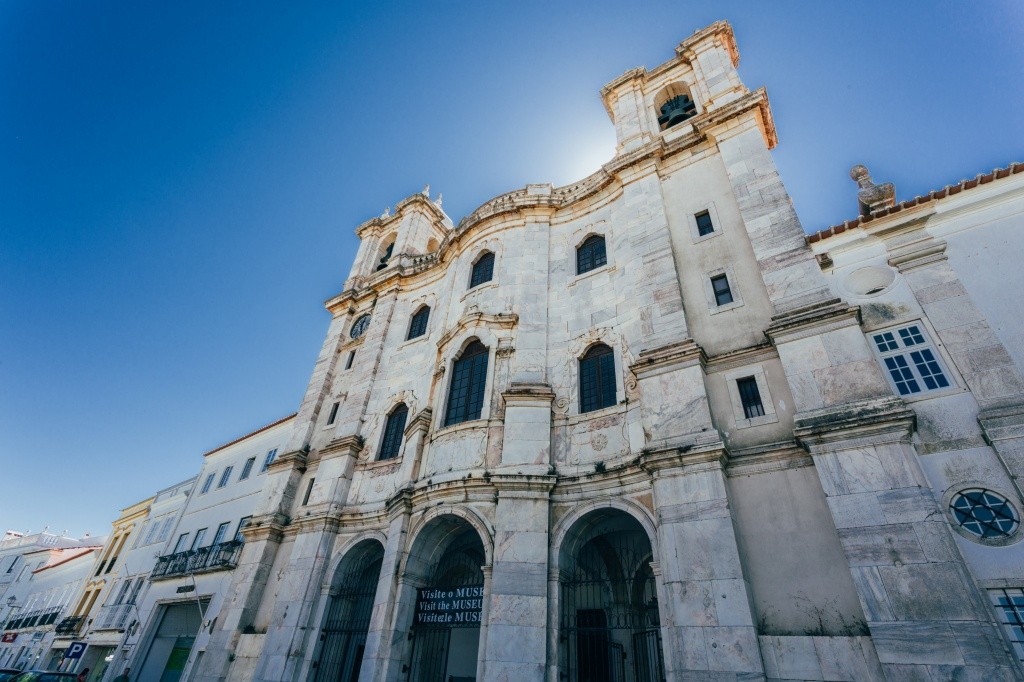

641,445,765,680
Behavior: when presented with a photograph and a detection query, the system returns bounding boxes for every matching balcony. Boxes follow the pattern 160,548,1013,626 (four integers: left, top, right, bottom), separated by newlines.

94,603,133,631
4,607,62,631
150,540,242,580
54,615,84,636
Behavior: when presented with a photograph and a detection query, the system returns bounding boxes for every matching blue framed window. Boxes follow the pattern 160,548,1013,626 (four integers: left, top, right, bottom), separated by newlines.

378,403,409,460
444,341,489,426
408,306,430,340
469,253,495,289
871,324,950,396
260,448,278,473
579,344,617,413
711,274,733,306
239,457,256,480
695,210,715,236
217,466,233,488
576,235,607,275
736,377,765,418
200,473,215,494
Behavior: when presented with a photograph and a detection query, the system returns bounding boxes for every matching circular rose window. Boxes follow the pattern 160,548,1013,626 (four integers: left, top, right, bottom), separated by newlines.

949,488,1020,540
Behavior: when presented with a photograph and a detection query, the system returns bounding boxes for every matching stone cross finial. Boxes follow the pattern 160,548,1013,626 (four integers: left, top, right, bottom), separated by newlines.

850,164,896,217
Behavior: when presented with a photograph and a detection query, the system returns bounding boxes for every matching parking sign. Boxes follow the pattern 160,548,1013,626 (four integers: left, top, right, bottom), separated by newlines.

64,641,87,660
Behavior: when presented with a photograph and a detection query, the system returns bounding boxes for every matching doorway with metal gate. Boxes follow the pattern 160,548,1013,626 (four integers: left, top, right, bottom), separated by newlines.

557,509,664,682
312,539,385,682
404,514,487,682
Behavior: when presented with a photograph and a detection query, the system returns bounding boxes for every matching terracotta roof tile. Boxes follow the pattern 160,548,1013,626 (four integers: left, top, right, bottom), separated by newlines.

806,162,1024,244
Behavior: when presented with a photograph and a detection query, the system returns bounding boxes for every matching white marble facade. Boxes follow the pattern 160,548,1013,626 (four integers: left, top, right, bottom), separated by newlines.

187,21,1024,682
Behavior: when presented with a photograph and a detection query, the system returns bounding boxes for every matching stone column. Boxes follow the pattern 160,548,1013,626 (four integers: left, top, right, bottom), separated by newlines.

643,446,765,680
715,122,833,314
252,437,363,681
480,475,554,682
361,500,411,682
607,159,690,353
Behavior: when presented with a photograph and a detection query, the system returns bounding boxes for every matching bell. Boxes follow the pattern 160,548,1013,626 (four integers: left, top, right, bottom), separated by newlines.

657,95,696,129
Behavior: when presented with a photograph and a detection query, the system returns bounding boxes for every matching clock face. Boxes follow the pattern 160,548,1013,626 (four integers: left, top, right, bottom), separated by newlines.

350,314,371,339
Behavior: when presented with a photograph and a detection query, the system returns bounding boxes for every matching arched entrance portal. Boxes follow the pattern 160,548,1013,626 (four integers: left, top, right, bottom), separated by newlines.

405,515,487,682
313,539,384,682
558,509,664,682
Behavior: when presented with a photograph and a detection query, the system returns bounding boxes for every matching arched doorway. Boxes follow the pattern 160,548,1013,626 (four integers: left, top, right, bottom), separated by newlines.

558,509,664,682
404,515,487,682
313,539,384,682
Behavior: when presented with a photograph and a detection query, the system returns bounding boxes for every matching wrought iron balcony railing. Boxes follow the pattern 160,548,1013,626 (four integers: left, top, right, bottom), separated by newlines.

54,615,84,636
94,602,133,631
150,540,242,580
4,607,62,631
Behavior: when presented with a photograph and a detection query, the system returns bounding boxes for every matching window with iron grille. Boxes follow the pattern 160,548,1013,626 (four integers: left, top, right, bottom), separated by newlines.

579,344,617,413
990,588,1024,661
711,274,733,306
239,456,255,480
326,401,340,425
444,341,489,426
217,466,233,488
200,473,215,494
408,306,430,340
469,252,495,288
871,323,950,397
576,235,607,275
950,488,1019,539
379,403,409,460
736,377,765,419
695,210,715,236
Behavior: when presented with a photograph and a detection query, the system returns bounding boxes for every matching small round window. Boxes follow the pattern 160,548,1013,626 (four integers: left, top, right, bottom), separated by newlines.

950,488,1019,539
350,314,371,339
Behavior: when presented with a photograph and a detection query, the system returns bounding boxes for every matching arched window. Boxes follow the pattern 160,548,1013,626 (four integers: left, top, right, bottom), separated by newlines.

579,344,617,413
378,403,409,461
444,340,489,426
407,306,430,340
469,252,494,289
576,235,607,275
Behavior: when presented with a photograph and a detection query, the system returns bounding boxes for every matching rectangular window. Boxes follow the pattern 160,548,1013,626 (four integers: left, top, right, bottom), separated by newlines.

871,323,951,397
327,402,340,425
260,449,278,473
190,528,207,550
990,588,1024,661
211,522,230,546
711,274,733,306
345,350,355,370
736,377,765,419
239,457,256,480
695,210,715,236
156,517,174,542
200,473,216,494
217,466,233,488
173,533,189,554
302,478,316,506
235,516,253,543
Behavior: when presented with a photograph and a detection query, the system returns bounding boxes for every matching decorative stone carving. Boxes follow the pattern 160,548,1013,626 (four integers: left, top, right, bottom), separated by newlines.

851,164,896,216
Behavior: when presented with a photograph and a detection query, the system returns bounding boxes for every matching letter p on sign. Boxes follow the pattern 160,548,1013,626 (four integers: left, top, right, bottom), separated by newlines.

64,641,87,660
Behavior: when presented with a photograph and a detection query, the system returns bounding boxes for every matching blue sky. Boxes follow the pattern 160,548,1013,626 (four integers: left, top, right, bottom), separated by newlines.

2,1,1022,536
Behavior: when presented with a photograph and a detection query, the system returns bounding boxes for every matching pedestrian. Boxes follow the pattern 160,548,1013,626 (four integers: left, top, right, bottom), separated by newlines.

76,668,90,682
112,667,130,682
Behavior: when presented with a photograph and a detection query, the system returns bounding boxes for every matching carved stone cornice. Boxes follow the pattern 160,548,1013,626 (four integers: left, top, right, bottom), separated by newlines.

978,401,1024,445
319,435,363,461
639,436,728,476
240,514,288,544
725,441,812,477
630,338,704,379
267,448,307,474
436,311,518,350
764,298,861,346
405,408,433,437
491,473,557,497
701,342,777,374
502,382,555,405
794,396,915,453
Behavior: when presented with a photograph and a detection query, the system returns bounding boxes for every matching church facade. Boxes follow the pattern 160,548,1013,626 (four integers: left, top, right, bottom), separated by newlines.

182,21,1024,682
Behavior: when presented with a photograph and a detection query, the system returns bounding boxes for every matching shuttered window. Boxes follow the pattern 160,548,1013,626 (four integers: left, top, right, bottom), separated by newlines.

579,344,617,413
469,253,495,288
379,403,409,460
444,341,489,426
